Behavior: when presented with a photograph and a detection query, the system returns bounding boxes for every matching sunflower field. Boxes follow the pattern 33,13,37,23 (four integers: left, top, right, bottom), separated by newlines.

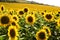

0,3,60,40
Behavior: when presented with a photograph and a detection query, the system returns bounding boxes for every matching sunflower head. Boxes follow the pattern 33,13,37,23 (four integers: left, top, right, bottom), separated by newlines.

38,32,46,39
1,5,5,11
27,16,33,22
12,15,19,22
11,22,16,26
36,29,48,40
18,10,24,15
44,12,54,22
43,26,51,36
8,25,18,40
26,14,36,24
11,21,20,29
17,10,25,17
9,9,16,15
19,11,24,15
56,18,60,26
24,8,28,12
10,29,16,37
40,11,45,15
1,16,9,24
45,14,52,19
55,18,60,29
0,13,13,27
9,11,13,15
41,12,44,15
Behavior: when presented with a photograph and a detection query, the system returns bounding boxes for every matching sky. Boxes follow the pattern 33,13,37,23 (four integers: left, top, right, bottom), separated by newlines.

27,0,60,7
0,0,60,7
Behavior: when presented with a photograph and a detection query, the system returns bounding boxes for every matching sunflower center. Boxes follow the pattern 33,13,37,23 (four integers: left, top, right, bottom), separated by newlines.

1,6,4,11
10,29,16,38
24,8,28,12
38,32,45,39
1,16,9,24
28,16,33,23
10,12,12,15
13,17,17,21
12,22,16,26
42,13,44,15
45,14,52,19
19,11,24,15
45,29,49,33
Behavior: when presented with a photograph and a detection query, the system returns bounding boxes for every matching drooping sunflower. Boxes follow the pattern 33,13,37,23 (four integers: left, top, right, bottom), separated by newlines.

8,25,18,40
36,29,48,40
43,26,51,36
12,15,19,22
25,13,36,25
0,13,13,27
44,12,54,22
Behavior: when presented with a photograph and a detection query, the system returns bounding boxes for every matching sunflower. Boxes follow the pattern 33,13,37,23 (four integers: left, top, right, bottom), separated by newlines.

40,10,45,16
56,18,60,26
0,5,5,11
8,25,18,40
43,26,51,36
41,12,44,15
0,5,8,14
25,13,36,25
9,9,17,15
44,12,54,22
23,8,28,12
53,11,58,15
12,15,19,22
53,11,60,19
0,13,13,27
29,11,37,15
9,11,13,15
55,18,60,29
17,10,25,17
36,29,48,40
11,21,20,29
